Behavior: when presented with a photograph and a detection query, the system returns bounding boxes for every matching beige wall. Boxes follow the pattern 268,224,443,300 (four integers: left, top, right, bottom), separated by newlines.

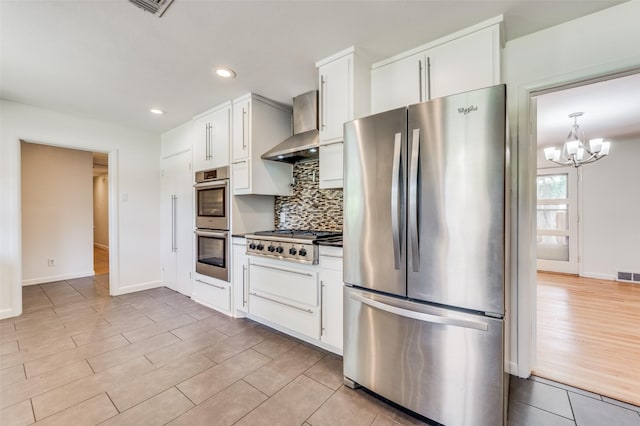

93,174,109,248
21,142,94,285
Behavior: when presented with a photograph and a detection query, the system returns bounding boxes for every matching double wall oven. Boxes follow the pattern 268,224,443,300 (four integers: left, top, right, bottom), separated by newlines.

194,167,230,282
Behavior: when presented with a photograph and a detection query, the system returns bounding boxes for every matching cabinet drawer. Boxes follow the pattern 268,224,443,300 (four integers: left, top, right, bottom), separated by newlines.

249,291,319,339
249,261,318,306
192,278,231,313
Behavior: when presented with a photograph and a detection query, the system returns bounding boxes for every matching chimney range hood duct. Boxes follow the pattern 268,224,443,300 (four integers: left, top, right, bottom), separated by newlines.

262,90,319,163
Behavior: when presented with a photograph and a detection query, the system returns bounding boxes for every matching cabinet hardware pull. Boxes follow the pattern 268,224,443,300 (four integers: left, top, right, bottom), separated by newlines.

320,280,325,336
195,279,226,290
171,194,177,252
418,60,423,103
242,107,248,150
426,56,431,100
319,140,342,148
250,262,314,277
242,264,247,306
249,291,313,314
320,75,326,130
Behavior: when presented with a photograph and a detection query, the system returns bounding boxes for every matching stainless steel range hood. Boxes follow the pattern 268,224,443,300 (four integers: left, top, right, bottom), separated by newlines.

262,91,319,163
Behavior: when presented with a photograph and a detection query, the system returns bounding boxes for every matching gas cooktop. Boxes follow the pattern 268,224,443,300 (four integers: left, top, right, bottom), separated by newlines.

245,229,342,264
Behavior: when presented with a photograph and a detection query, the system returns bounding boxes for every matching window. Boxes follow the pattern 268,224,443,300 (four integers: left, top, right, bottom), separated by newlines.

536,174,570,261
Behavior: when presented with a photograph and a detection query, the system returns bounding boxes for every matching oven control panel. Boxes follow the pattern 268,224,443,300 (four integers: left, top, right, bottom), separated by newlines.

246,238,318,264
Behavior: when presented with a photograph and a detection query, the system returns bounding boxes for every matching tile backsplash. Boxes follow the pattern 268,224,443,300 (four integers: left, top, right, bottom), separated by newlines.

274,160,343,231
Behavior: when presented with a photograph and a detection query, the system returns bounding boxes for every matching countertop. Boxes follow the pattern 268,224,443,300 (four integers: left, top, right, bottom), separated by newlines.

314,236,343,247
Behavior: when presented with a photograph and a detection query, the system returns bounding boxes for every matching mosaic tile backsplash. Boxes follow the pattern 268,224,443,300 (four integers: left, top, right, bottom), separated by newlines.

274,159,343,231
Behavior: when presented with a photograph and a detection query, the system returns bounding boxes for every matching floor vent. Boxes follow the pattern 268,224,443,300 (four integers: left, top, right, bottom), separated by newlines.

617,271,640,283
129,0,175,17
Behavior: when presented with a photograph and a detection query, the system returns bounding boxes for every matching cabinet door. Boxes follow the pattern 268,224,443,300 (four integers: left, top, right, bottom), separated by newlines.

232,242,248,316
319,55,351,144
319,143,343,189
193,115,213,172
174,152,193,297
162,150,193,296
428,27,497,99
211,106,231,168
231,160,250,194
320,255,343,351
232,98,250,161
371,51,425,114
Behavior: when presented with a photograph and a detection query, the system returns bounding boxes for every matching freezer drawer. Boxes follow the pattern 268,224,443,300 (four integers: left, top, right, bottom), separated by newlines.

343,287,505,426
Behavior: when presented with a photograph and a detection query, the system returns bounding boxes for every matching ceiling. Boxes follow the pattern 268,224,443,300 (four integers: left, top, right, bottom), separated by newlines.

536,72,640,147
0,0,627,135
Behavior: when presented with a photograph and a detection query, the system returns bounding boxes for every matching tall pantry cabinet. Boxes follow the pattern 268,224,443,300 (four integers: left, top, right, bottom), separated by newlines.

161,150,193,297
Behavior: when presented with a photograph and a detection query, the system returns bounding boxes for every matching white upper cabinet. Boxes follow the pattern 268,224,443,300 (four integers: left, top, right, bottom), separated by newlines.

193,102,231,172
428,25,500,99
371,18,502,113
316,47,370,189
230,93,293,196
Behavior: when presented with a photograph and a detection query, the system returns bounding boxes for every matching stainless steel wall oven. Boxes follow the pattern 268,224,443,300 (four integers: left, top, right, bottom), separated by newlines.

194,166,230,282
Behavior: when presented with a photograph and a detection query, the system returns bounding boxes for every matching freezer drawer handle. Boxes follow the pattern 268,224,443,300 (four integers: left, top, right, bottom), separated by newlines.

391,132,403,270
409,128,420,271
350,292,488,331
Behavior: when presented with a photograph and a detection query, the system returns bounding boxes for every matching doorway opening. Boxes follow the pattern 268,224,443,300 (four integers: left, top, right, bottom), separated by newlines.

92,152,110,276
531,72,640,406
20,141,113,312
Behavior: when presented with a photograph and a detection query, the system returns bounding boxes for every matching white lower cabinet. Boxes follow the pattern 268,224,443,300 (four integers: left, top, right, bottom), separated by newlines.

192,274,232,315
232,238,248,317
319,246,343,353
248,259,320,339
244,246,344,354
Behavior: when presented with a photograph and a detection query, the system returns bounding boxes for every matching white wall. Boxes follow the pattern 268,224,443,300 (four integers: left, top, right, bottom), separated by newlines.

21,142,93,284
93,174,109,248
581,136,640,279
503,1,640,376
1,100,162,319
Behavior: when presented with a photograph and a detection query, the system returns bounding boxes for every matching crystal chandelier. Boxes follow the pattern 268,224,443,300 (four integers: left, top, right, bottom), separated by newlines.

544,112,611,168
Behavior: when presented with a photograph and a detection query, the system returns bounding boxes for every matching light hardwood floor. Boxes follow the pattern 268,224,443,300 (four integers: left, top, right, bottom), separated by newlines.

94,246,109,276
535,272,640,406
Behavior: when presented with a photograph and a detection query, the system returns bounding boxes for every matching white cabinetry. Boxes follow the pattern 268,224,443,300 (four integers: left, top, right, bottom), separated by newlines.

319,246,343,353
371,20,501,114
248,258,320,339
316,47,370,189
161,150,193,297
193,102,231,172
192,275,231,314
231,93,293,196
232,237,248,317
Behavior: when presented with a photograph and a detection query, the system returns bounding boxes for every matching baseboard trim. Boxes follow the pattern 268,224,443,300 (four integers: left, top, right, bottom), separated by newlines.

94,243,109,250
581,272,616,281
0,307,18,320
111,280,162,296
22,271,96,286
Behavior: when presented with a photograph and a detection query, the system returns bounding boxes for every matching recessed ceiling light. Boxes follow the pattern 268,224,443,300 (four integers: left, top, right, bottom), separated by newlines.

215,67,236,79
150,108,165,115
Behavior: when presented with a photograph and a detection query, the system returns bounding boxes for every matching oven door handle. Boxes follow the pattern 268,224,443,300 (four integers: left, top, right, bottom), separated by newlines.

194,180,228,189
194,230,228,238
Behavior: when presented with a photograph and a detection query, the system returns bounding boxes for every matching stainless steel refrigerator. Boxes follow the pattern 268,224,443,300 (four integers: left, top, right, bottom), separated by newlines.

343,84,507,426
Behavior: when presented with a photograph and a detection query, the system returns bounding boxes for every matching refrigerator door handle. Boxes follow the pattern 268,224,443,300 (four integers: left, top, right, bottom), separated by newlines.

391,132,402,270
409,128,420,271
350,292,489,331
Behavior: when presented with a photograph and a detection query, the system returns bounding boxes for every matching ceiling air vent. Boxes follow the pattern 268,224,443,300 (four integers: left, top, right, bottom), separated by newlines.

129,0,175,17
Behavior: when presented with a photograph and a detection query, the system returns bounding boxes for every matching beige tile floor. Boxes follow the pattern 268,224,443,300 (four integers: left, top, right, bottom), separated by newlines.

0,275,426,426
